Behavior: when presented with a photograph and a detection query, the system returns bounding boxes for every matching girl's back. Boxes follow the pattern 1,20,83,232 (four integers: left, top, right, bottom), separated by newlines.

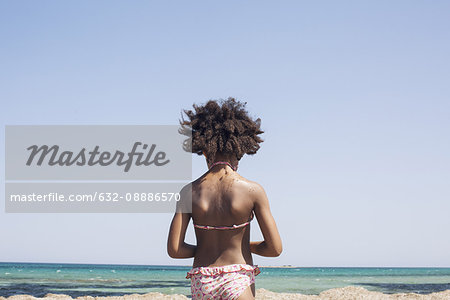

191,167,255,267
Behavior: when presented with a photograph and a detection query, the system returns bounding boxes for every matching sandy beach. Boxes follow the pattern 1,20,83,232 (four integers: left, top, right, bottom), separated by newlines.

2,287,450,300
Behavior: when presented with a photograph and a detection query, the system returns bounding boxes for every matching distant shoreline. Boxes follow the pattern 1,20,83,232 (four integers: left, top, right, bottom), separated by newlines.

2,262,449,268
257,264,297,268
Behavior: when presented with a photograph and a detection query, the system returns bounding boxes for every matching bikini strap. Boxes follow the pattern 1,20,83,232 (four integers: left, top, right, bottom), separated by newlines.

193,211,254,230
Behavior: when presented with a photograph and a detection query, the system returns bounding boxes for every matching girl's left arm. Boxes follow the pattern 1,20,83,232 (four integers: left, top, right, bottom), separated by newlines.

167,212,196,258
167,185,196,258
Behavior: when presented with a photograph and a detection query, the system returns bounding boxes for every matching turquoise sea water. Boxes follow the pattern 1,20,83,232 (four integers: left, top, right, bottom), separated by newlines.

0,263,449,297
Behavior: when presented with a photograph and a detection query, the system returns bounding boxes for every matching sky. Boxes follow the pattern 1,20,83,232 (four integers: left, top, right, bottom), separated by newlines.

1,0,449,267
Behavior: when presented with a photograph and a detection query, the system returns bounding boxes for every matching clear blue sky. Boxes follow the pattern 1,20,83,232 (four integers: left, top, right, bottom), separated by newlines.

1,1,449,267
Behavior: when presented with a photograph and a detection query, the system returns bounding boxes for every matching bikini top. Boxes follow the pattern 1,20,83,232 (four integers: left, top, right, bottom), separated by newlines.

193,211,254,230
193,161,253,230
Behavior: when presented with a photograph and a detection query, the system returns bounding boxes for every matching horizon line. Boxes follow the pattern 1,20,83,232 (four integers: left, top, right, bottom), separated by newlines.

1,261,449,268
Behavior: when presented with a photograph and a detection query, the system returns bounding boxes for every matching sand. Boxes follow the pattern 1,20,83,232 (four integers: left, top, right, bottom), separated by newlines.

1,287,450,300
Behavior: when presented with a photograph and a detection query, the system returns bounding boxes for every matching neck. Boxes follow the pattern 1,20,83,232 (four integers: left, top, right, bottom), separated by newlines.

209,161,237,171
206,153,238,171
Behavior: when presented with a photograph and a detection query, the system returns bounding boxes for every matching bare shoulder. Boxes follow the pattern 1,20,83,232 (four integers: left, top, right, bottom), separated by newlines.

188,177,203,195
232,174,266,202
179,182,192,196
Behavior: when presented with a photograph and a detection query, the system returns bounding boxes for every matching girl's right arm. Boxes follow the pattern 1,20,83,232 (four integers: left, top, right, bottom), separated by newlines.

249,183,283,257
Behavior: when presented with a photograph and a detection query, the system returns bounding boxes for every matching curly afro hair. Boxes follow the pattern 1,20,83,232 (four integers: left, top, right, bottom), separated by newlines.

179,97,264,161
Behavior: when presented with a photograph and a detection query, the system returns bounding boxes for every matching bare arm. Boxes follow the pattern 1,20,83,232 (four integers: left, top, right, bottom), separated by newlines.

167,212,196,258
250,183,282,257
167,186,196,258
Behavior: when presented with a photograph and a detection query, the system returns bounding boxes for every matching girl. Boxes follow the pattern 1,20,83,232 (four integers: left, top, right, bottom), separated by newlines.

168,98,282,300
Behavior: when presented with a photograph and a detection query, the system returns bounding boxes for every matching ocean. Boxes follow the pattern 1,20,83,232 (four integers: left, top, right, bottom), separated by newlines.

0,263,449,297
